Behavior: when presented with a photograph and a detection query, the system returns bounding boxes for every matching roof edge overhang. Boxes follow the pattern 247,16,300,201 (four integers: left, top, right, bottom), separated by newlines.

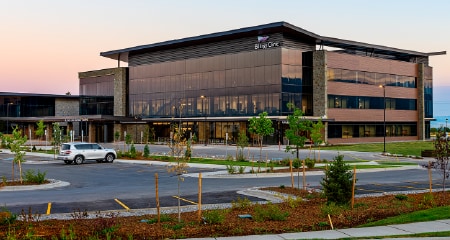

100,21,446,62
100,21,321,62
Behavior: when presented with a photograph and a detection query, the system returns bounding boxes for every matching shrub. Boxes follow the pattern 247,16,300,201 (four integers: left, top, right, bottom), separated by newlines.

130,143,137,158
253,203,289,222
24,169,47,184
238,166,246,174
143,144,150,158
226,165,237,174
305,158,316,169
116,150,123,158
283,195,303,208
320,202,347,216
202,209,226,224
394,194,408,201
320,154,354,205
231,197,252,209
292,159,301,169
420,193,436,208
144,214,172,224
0,208,17,225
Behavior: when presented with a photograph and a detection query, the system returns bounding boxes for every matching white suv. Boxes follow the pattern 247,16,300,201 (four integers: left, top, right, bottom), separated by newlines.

57,142,117,165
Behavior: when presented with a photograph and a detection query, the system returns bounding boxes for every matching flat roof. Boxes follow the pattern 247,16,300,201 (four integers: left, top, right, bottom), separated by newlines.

0,92,79,98
100,21,445,62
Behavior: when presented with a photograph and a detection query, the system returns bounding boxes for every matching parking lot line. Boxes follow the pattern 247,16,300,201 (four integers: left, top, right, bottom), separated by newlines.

172,196,197,205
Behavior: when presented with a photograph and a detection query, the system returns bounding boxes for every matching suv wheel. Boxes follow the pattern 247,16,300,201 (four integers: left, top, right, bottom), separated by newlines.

105,153,115,163
74,155,84,165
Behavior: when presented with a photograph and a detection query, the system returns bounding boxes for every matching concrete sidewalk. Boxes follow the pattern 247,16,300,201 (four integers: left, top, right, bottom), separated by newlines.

186,219,450,239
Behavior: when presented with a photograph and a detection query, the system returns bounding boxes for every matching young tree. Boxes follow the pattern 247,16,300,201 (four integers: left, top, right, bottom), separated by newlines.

285,103,312,160
143,144,150,158
320,154,354,205
52,123,62,158
35,120,45,144
143,125,150,144
166,124,190,222
5,126,27,183
125,133,132,152
114,131,120,143
236,131,249,161
432,127,449,195
310,118,325,160
248,111,274,162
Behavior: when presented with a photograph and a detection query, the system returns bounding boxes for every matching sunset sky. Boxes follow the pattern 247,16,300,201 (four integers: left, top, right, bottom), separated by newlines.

1,0,449,114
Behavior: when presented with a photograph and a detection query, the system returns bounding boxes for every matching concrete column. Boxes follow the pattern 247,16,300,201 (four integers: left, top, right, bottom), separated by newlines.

417,63,425,140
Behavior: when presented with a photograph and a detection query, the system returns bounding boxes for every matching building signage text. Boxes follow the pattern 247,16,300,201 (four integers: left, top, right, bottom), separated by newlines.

255,35,280,50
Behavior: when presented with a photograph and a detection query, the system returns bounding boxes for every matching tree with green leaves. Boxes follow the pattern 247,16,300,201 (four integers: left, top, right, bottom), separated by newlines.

321,154,354,205
52,123,62,158
432,127,449,195
285,103,312,160
143,144,150,158
5,126,27,183
310,118,325,160
114,131,120,143
125,133,132,151
166,123,189,222
35,120,45,144
248,112,274,162
236,131,249,161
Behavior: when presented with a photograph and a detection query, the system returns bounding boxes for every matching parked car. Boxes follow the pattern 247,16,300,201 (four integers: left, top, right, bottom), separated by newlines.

57,142,117,165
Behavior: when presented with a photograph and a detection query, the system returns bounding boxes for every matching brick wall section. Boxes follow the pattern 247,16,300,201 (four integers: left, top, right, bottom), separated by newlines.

327,51,417,76
417,64,425,140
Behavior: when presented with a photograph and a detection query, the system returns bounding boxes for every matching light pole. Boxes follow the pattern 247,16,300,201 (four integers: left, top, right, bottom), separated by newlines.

201,95,207,146
379,85,386,154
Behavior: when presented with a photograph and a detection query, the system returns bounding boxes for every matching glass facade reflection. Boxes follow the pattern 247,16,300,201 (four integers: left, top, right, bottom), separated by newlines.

129,48,312,118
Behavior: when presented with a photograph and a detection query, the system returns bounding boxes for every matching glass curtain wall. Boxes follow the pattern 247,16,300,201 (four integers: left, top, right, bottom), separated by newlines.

129,48,286,118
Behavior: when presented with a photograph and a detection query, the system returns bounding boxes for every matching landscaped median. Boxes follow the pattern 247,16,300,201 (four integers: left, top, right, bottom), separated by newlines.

1,187,449,239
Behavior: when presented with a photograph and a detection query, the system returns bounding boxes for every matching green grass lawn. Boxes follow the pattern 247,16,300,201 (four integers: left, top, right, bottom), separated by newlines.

360,205,450,227
318,141,434,157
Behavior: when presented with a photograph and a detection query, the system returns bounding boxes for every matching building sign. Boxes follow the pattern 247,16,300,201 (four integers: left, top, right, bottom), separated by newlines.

255,35,280,50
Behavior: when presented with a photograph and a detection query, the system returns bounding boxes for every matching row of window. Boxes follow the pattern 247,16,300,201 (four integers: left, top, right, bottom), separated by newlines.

129,92,312,118
328,95,417,110
327,68,416,88
328,123,417,138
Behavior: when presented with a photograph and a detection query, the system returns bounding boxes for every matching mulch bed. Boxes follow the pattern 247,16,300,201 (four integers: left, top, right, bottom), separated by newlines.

1,187,449,239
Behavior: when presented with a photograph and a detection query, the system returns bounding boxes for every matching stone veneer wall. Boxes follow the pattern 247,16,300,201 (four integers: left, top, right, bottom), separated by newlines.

312,50,327,143
113,67,128,117
55,98,81,136
55,98,79,117
417,63,425,140
312,50,327,117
